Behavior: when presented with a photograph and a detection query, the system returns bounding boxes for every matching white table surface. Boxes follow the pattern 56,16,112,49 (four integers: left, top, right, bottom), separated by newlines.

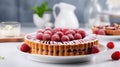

0,27,120,67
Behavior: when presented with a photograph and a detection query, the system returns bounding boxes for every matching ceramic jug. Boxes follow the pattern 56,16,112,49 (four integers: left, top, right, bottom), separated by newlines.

53,2,79,28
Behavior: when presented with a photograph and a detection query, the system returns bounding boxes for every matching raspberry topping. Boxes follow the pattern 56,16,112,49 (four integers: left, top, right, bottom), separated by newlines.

74,33,82,40
65,30,75,35
107,42,115,49
44,30,52,36
98,29,105,35
36,33,43,40
51,34,60,41
77,29,86,38
111,51,120,60
37,29,44,33
20,43,30,52
91,46,100,54
62,28,69,34
53,28,62,33
45,27,52,31
35,28,86,42
43,34,51,41
61,35,70,42
93,28,105,35
56,31,64,38
67,34,74,41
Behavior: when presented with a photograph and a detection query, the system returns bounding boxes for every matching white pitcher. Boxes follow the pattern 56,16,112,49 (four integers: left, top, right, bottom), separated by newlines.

53,2,79,28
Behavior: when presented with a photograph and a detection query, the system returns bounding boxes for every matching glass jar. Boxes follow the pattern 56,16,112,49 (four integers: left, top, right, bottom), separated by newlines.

84,0,110,28
106,0,120,24
0,21,21,37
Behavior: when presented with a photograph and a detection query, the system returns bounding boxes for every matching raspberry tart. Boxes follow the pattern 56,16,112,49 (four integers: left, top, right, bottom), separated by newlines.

92,23,120,35
23,27,99,56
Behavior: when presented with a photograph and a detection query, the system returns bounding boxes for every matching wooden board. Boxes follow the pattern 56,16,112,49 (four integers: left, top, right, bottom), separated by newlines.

0,33,25,42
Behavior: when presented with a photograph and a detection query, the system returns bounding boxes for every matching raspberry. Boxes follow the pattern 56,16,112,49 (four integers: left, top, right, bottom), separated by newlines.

93,28,99,34
20,43,30,52
107,42,115,49
53,28,62,33
93,28,105,35
45,27,52,31
111,51,120,60
65,30,75,35
62,28,69,34
44,30,52,36
80,30,86,38
77,29,86,38
37,29,44,33
56,31,64,38
36,33,43,40
73,28,79,33
74,33,82,40
43,34,51,41
51,34,60,42
27,35,32,39
67,34,74,41
98,29,105,35
61,35,70,42
91,46,100,54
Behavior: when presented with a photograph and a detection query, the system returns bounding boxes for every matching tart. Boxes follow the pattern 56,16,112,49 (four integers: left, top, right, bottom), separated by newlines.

24,28,99,56
92,23,120,35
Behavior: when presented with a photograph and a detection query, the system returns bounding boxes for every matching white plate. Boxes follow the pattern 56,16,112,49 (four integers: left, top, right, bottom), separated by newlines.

97,35,120,39
17,44,106,63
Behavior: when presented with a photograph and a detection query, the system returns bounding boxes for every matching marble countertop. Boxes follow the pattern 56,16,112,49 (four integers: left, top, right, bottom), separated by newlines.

0,27,120,67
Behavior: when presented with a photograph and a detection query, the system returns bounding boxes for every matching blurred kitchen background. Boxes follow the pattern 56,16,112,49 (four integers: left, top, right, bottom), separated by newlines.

0,0,119,27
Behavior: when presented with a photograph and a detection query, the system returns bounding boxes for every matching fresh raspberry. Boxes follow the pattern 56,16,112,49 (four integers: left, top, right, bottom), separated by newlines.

51,34,60,42
37,29,44,33
65,30,76,35
98,29,105,35
80,30,86,38
91,46,100,54
74,33,82,40
53,28,62,33
62,28,69,34
93,28,99,34
111,51,120,60
43,34,51,41
73,28,79,33
77,29,86,38
27,35,32,39
44,30,52,36
45,27,52,31
61,35,70,42
20,43,30,52
67,34,74,41
107,42,115,49
36,33,43,40
56,31,64,38
93,28,105,35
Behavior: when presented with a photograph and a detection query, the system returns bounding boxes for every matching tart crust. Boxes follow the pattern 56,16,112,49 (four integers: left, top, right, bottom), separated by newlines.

105,29,120,35
24,33,99,56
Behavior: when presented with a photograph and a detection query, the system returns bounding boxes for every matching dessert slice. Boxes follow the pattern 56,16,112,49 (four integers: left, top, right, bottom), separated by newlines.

92,23,120,35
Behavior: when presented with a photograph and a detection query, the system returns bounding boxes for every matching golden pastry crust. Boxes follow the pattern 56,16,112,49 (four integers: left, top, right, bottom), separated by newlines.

24,33,99,56
105,29,120,35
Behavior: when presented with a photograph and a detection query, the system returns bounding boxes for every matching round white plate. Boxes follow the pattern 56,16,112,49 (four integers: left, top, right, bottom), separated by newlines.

17,44,106,63
97,35,120,39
